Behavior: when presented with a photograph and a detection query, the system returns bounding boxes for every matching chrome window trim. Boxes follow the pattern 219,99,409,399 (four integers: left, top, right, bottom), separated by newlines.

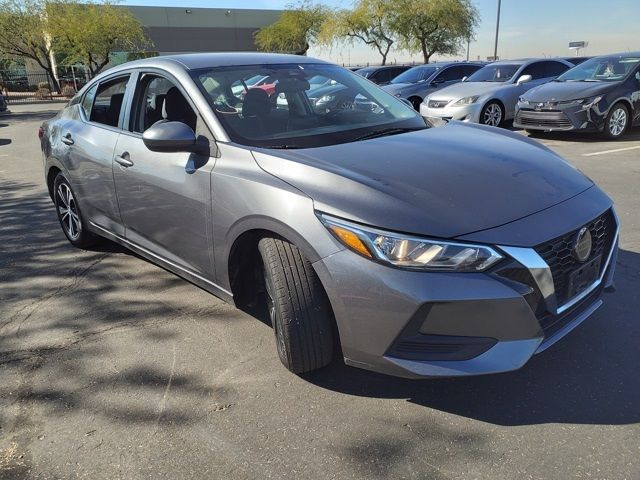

499,208,619,316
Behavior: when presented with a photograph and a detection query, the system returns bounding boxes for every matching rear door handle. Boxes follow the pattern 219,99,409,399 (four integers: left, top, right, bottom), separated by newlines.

61,133,74,145
114,152,134,168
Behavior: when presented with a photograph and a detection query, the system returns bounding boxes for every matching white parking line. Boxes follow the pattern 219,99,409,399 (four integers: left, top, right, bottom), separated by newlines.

582,145,640,157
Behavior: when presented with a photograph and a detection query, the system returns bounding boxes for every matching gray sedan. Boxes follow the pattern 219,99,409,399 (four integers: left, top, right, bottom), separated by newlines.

382,62,483,110
421,58,573,126
40,53,618,378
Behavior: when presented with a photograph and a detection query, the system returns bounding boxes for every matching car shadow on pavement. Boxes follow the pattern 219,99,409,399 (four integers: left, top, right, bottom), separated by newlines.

303,248,640,427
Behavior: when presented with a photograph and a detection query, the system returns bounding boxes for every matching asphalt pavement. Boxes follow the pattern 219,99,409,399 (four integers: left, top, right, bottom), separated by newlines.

1,103,639,480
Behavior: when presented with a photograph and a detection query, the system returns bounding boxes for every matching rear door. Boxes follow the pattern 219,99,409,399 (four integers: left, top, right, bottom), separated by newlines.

64,74,132,236
112,70,216,278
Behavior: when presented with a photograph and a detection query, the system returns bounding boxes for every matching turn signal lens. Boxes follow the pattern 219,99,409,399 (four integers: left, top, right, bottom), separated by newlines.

327,225,372,258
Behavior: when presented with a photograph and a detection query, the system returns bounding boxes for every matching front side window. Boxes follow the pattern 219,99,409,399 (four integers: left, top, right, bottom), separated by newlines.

556,55,640,82
89,76,130,127
434,66,465,83
467,64,520,82
192,63,424,149
520,62,548,80
129,74,197,133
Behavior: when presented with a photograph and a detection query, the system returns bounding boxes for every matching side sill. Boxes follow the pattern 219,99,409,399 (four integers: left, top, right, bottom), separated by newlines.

89,222,234,304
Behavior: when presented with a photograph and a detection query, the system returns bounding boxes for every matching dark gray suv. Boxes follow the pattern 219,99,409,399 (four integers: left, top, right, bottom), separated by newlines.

40,53,618,378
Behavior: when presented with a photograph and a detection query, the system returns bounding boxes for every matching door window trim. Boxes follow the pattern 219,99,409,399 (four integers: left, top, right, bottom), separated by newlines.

78,70,136,134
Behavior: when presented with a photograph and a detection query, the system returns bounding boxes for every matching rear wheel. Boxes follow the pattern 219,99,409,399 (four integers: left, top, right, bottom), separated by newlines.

258,237,334,374
603,103,629,139
53,173,97,248
480,101,504,127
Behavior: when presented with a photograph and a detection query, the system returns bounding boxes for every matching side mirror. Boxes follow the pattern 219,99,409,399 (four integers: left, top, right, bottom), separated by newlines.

516,74,532,85
461,76,468,82
142,121,197,153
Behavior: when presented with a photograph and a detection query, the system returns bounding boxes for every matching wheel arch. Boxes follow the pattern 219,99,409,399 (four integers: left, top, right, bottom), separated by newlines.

45,156,68,200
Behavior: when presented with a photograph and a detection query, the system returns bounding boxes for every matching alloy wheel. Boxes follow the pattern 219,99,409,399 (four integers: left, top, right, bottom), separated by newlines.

483,103,502,127
56,183,81,240
608,107,627,137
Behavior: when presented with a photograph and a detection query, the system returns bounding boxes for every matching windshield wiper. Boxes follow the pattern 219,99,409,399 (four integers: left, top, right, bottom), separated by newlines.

354,127,423,142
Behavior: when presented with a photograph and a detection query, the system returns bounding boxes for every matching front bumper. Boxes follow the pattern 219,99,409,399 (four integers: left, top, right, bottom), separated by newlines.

313,199,618,379
420,101,483,126
513,101,606,132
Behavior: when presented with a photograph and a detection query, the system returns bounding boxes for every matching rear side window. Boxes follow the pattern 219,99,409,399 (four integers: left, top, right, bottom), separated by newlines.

89,76,130,127
81,84,97,118
545,61,570,77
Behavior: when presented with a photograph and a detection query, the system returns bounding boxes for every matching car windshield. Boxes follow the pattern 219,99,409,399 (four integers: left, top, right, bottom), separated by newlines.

192,63,425,149
390,66,439,84
556,55,640,82
467,64,520,82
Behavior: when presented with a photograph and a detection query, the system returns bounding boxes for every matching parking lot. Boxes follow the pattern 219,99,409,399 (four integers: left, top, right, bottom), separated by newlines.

1,103,639,479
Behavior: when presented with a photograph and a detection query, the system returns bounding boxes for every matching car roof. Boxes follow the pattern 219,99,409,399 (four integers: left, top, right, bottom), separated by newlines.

108,52,331,73
356,65,409,73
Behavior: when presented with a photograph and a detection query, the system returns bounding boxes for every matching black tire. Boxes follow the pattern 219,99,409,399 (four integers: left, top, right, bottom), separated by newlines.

408,96,422,111
258,237,334,374
53,173,97,248
480,101,504,127
602,102,629,140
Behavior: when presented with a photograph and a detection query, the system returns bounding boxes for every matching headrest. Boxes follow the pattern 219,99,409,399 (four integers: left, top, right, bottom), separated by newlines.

242,89,270,117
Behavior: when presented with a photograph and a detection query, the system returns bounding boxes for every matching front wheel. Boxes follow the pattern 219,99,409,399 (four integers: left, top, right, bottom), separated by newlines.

258,237,335,374
53,173,97,248
603,103,629,139
480,101,504,127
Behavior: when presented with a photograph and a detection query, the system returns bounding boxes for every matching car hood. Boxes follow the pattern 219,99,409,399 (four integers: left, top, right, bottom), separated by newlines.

522,81,614,102
429,81,506,100
252,123,593,239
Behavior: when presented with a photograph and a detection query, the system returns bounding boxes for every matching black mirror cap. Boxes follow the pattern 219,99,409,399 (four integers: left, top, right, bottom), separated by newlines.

142,121,197,152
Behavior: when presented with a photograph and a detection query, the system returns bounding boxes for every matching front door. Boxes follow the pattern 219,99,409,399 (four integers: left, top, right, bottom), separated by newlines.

112,72,215,278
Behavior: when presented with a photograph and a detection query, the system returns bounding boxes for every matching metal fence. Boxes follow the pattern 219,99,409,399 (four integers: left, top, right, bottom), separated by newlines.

0,70,90,104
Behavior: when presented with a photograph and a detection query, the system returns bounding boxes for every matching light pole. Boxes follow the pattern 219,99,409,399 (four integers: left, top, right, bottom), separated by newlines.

493,0,502,60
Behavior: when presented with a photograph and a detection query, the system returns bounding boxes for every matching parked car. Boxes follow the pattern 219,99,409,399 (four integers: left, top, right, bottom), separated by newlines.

41,53,618,378
355,65,412,85
420,58,573,127
514,52,640,139
0,93,6,112
383,62,483,110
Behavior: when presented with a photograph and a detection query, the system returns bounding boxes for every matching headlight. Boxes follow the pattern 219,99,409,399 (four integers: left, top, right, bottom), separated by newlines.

453,95,479,106
580,95,602,110
320,214,503,272
316,95,335,104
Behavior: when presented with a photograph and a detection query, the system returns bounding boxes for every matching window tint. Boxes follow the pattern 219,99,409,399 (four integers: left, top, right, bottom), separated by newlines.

520,62,548,80
434,66,465,82
463,65,481,77
89,76,130,127
544,61,569,77
131,74,197,133
81,83,98,118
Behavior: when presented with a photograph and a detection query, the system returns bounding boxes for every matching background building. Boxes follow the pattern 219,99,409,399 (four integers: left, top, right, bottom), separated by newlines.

126,6,283,56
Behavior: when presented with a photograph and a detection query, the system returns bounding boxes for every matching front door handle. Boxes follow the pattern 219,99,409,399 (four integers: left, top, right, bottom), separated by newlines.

114,152,133,168
61,133,74,145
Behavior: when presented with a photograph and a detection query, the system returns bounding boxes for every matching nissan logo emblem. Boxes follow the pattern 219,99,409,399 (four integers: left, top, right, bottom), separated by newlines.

573,226,593,262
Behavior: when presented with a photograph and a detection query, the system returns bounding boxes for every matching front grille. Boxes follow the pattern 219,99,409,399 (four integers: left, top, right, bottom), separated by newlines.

428,99,448,108
534,210,616,306
516,109,573,128
538,283,604,338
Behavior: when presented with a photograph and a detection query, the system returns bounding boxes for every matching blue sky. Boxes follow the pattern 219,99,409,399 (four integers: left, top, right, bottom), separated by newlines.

124,0,640,64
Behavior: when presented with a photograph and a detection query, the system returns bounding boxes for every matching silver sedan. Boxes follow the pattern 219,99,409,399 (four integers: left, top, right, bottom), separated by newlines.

420,58,573,127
